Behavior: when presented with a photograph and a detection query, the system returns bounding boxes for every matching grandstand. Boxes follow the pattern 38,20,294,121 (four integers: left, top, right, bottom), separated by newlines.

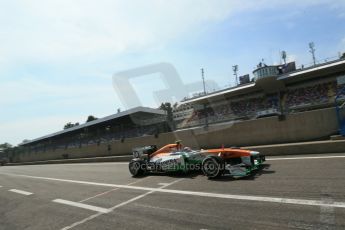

173,58,345,129
19,107,168,155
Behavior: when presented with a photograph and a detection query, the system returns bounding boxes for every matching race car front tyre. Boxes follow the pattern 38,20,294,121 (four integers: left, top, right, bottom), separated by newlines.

129,159,146,177
202,156,225,179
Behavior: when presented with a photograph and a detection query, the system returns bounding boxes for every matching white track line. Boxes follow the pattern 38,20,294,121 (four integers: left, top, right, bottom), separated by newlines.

1,172,345,209
8,189,33,196
133,203,218,218
79,176,151,203
158,183,170,186
53,199,109,213
61,178,183,230
61,162,128,166
8,162,129,167
267,155,345,161
79,187,120,203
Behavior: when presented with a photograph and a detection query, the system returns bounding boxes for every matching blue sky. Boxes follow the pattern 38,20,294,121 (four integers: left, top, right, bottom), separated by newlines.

1,0,345,145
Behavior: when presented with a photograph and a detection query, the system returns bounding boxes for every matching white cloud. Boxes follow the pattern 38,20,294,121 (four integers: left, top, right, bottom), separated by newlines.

0,77,121,145
0,77,116,106
0,115,84,145
1,0,342,63
0,0,236,63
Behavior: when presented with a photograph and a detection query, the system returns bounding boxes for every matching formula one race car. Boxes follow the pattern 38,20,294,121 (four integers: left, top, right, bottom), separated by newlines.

128,141,265,179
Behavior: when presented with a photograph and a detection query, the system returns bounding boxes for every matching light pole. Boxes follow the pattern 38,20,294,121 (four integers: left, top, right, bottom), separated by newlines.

309,42,316,66
201,68,208,128
232,65,238,86
201,68,206,95
281,51,287,64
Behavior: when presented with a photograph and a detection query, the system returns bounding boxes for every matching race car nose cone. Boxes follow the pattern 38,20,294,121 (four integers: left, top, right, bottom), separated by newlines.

250,151,260,155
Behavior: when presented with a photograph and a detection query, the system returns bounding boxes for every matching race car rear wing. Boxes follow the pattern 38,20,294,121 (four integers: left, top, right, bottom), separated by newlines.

132,145,157,158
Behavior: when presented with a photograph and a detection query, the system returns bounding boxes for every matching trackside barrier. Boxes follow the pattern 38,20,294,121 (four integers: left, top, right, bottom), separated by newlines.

7,155,132,166
6,140,345,166
244,140,345,156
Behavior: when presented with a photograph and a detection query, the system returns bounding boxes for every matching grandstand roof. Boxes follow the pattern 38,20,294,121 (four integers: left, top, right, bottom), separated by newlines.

21,106,166,146
180,58,345,105
278,58,345,82
180,83,256,105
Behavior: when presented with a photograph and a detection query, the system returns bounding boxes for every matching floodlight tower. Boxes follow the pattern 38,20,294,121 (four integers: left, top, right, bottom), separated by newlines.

309,42,316,66
200,68,208,128
232,65,238,86
281,51,287,64
201,68,206,95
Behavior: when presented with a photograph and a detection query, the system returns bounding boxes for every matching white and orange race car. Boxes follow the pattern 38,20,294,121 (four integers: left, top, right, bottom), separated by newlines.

129,142,265,179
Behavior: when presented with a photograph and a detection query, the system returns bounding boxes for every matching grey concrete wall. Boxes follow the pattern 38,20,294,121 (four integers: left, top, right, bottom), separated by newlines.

15,107,339,162
245,140,345,156
191,107,338,148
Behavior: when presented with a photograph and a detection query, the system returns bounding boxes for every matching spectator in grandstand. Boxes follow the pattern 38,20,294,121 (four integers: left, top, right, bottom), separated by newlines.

286,82,330,109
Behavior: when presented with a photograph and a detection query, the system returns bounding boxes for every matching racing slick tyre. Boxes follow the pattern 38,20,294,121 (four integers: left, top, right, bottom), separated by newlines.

129,159,146,177
202,156,225,179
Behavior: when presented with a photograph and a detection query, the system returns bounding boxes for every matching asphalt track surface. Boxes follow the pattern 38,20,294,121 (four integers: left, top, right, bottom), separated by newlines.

0,154,345,230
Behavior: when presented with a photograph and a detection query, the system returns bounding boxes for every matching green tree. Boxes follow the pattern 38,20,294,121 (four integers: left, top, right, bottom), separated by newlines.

86,115,98,122
0,143,12,149
159,102,175,130
63,122,79,130
64,122,73,129
0,143,13,159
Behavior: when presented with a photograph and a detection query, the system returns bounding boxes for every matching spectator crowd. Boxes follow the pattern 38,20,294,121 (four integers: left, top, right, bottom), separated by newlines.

175,80,345,129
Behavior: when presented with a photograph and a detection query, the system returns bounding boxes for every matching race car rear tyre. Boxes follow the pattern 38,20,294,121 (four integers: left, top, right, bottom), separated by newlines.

129,159,146,177
202,156,225,179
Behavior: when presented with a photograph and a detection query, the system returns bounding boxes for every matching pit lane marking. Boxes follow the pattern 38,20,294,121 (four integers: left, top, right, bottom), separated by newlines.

57,162,129,166
78,176,152,203
78,187,120,203
267,155,345,161
53,199,110,213
2,172,345,209
61,178,184,230
133,203,218,218
158,183,170,186
8,189,33,196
